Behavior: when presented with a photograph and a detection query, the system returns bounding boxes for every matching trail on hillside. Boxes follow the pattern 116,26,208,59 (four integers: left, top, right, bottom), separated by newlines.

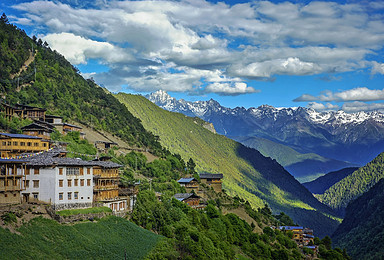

10,50,36,80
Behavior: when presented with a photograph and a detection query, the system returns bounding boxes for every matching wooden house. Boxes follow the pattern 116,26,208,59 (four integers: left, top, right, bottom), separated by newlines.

0,133,49,158
13,104,46,121
278,226,304,243
45,115,63,133
63,123,85,139
177,177,199,192
21,122,54,140
94,141,118,152
1,102,16,120
92,158,126,212
0,158,27,204
173,193,204,209
199,173,223,193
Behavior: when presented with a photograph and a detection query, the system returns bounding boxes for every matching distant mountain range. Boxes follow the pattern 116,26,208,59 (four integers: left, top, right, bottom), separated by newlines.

147,90,384,180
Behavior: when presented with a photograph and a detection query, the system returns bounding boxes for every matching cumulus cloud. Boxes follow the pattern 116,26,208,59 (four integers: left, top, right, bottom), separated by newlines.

42,32,133,64
294,87,384,102
342,101,384,113
10,0,384,95
307,102,339,111
205,82,259,96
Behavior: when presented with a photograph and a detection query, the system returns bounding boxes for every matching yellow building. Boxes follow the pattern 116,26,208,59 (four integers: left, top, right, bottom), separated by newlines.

0,133,50,158
199,173,223,193
0,159,26,204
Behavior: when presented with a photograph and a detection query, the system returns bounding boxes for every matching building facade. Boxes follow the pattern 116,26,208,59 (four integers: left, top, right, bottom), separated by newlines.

0,159,26,204
199,173,223,193
0,133,50,158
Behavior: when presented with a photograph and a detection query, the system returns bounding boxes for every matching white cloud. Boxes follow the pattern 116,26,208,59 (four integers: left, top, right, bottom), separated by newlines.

205,82,259,96
342,101,384,113
42,32,132,64
371,61,384,75
295,87,384,102
308,102,339,111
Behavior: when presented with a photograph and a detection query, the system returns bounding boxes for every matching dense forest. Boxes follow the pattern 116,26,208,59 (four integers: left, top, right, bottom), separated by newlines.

317,152,384,214
332,178,384,260
0,14,163,155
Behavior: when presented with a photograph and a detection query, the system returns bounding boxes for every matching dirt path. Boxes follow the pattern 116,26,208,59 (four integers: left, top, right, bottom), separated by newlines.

10,51,36,80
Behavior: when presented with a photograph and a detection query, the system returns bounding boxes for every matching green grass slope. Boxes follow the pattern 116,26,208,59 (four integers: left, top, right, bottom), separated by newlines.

0,216,161,259
116,93,339,237
317,152,384,213
234,136,354,183
332,178,384,260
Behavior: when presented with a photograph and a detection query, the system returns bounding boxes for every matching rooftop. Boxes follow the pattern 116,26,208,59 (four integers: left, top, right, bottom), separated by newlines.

173,193,200,201
278,226,304,231
199,173,223,179
0,133,42,139
177,178,197,183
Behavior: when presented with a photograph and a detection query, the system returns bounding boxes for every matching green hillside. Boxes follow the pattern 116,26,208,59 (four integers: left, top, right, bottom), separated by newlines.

0,216,160,259
332,178,384,260
303,167,358,194
116,93,340,237
0,16,162,154
234,136,354,182
317,151,384,213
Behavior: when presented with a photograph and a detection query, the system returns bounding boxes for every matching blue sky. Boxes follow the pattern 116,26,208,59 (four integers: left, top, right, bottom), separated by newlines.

2,0,384,111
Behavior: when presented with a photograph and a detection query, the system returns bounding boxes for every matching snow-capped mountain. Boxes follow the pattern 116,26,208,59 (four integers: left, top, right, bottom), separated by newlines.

147,90,384,166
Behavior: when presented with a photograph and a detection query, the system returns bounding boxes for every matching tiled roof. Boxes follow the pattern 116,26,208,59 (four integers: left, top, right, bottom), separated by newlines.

173,193,199,201
0,133,41,139
278,226,304,231
199,173,223,179
0,158,28,163
92,160,122,168
177,178,196,183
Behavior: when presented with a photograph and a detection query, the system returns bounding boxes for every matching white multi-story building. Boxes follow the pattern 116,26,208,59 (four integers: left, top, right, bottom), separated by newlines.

22,149,94,210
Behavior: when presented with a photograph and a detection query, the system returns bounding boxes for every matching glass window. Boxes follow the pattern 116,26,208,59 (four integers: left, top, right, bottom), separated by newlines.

67,179,72,187
59,168,63,175
34,168,39,175
59,193,63,200
20,142,25,146
27,142,32,146
7,141,11,146
80,179,84,186
59,180,63,187
74,192,78,199
68,192,72,200
87,179,91,186
2,141,6,146
33,193,38,199
13,141,18,146
34,143,39,147
74,179,78,186
66,168,79,176
33,180,39,188
87,168,91,175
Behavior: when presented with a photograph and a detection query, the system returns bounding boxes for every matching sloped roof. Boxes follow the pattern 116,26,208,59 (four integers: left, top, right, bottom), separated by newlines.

278,226,304,231
199,173,223,179
0,133,42,139
173,193,200,201
177,178,197,183
21,123,53,132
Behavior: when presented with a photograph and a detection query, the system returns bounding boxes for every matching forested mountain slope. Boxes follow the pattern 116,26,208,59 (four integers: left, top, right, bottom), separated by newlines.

303,167,359,194
332,178,384,260
317,152,384,213
116,93,339,237
0,17,162,154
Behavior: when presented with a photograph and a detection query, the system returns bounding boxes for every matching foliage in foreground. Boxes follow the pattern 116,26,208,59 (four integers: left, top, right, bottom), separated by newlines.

0,216,160,260
57,206,112,217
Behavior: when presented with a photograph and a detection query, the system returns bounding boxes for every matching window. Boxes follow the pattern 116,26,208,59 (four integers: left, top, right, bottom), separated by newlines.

33,193,38,199
74,192,78,199
80,179,84,186
25,180,30,188
13,141,18,146
59,168,63,175
87,179,91,186
67,179,72,187
2,141,6,146
59,193,63,200
34,168,39,175
43,143,47,147
80,168,84,175
34,142,39,147
33,180,39,188
20,142,25,146
66,168,79,176
74,179,78,186
26,168,30,175
68,192,72,200
27,142,32,147
59,180,63,187
7,141,11,146
87,168,91,175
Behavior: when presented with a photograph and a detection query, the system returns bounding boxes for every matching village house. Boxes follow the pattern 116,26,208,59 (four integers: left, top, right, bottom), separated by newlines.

0,133,50,158
0,158,26,204
177,177,199,192
199,173,223,193
173,193,205,209
45,114,64,133
21,122,54,140
92,157,127,212
94,141,118,153
278,226,305,243
63,123,85,139
21,149,95,210
13,104,47,121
